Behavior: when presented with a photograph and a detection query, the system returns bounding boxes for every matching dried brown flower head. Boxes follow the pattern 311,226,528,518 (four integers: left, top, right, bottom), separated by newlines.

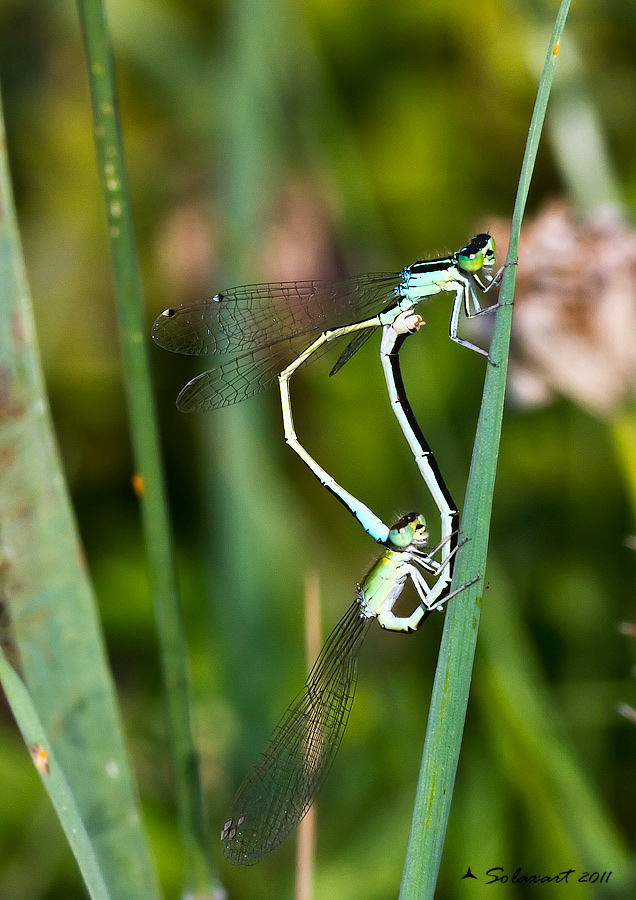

489,202,636,417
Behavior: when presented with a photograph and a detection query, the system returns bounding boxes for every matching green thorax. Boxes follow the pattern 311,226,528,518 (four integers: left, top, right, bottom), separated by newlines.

358,548,408,618
400,233,496,302
357,512,427,618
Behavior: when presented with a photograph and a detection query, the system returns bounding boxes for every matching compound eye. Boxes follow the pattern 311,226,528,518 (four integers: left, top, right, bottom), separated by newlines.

388,528,412,548
387,512,427,548
457,233,495,272
457,250,484,273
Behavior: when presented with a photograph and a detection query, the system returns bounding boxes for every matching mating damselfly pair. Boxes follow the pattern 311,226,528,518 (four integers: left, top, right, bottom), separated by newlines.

153,233,500,864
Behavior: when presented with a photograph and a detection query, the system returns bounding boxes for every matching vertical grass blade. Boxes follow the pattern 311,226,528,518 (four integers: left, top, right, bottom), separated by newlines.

76,2,217,896
400,3,572,897
0,651,112,900
0,85,161,900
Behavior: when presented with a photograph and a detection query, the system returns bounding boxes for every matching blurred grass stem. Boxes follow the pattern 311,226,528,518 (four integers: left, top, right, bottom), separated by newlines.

294,572,321,900
76,2,216,896
0,84,161,900
0,651,112,900
399,3,571,897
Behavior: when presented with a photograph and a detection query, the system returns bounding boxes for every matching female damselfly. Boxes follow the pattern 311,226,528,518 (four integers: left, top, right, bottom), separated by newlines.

220,511,473,865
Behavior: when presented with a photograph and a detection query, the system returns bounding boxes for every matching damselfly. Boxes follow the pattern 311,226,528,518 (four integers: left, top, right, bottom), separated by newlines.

153,235,499,549
153,234,498,412
220,511,473,865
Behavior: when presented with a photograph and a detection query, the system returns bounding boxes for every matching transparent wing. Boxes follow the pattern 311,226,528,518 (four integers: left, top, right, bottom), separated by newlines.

174,323,382,411
152,273,399,357
221,600,371,865
174,333,327,411
328,327,376,377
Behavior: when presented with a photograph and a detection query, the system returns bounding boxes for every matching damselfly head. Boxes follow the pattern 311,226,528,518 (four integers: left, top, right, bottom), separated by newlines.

456,234,496,273
388,512,428,548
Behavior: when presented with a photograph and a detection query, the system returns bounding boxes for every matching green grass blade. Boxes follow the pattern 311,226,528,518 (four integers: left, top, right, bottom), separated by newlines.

76,1,216,895
400,3,572,897
0,85,161,900
0,651,112,900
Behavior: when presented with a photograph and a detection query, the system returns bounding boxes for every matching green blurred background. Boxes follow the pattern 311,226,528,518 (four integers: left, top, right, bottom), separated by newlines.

1,0,636,897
